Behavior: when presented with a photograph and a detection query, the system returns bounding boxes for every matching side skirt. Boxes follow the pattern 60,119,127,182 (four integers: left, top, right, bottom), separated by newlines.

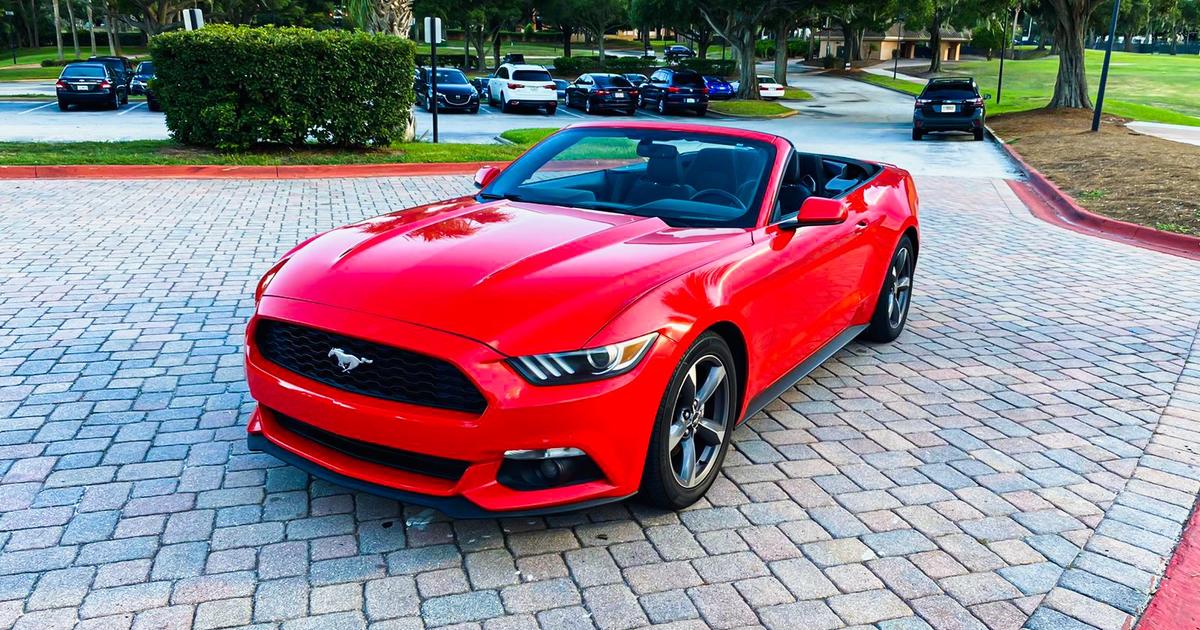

740,324,868,422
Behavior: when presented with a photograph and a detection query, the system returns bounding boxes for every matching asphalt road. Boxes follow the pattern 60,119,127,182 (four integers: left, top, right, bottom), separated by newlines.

0,68,1019,179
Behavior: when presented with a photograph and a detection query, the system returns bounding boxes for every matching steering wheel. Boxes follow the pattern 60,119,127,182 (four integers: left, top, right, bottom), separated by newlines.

689,188,745,209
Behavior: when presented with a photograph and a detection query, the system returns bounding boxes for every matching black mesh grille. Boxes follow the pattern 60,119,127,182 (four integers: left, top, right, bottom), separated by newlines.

274,413,470,481
255,319,487,414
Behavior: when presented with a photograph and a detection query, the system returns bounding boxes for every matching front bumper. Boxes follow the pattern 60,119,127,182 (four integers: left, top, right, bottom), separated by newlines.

913,109,984,131
244,296,676,516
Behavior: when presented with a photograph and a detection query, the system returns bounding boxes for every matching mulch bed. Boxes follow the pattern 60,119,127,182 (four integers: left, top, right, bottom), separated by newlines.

989,108,1200,236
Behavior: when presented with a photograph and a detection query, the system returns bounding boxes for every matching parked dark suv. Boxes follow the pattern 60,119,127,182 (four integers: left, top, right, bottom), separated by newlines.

638,68,708,116
414,66,479,113
86,56,134,103
55,63,127,110
912,77,989,141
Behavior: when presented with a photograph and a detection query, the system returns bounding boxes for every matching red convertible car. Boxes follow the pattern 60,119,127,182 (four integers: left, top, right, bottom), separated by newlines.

245,122,920,517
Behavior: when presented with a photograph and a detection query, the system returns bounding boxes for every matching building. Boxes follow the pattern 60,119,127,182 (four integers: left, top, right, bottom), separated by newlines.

817,23,971,62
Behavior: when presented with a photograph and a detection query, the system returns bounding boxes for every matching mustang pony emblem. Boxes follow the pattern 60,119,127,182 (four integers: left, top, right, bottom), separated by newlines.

328,348,372,373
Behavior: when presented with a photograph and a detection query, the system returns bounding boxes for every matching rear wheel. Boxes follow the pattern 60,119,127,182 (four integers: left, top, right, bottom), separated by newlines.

121,90,128,105
695,106,707,117
110,90,120,110
624,107,636,116
862,235,916,343
911,129,922,141
973,128,985,141
58,100,69,111
639,333,737,510
545,103,556,115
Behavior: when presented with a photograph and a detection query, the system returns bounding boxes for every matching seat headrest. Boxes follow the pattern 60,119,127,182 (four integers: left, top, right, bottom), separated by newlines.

637,142,679,160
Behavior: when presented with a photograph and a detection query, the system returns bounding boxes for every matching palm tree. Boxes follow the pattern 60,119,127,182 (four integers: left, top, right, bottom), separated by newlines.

348,0,414,36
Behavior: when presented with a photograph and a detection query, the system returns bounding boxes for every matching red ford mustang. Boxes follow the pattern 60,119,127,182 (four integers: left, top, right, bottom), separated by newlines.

245,121,919,517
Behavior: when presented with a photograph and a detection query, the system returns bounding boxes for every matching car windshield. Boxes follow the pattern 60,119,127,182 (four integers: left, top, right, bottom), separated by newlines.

61,65,105,78
479,128,776,228
513,69,552,82
594,75,633,87
924,84,976,99
136,62,154,74
757,76,775,84
434,69,468,84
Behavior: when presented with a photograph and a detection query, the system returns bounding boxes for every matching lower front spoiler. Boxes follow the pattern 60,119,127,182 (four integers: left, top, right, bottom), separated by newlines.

247,434,633,519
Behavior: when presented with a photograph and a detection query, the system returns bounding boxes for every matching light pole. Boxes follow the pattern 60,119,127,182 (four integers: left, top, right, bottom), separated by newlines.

1092,0,1121,132
998,9,1011,104
4,8,16,65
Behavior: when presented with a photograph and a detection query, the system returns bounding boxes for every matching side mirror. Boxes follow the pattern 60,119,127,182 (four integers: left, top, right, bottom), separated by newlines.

983,94,993,100
779,197,848,230
473,165,501,189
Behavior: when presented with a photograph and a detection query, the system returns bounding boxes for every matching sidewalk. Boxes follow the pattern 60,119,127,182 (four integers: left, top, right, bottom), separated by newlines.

1127,121,1200,147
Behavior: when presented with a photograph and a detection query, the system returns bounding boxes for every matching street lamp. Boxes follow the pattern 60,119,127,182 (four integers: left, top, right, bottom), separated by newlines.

4,9,15,65
1092,0,1121,131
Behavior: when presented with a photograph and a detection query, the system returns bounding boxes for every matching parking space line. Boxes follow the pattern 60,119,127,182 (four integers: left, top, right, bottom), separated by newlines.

117,102,146,116
636,110,668,121
18,102,57,115
557,107,584,119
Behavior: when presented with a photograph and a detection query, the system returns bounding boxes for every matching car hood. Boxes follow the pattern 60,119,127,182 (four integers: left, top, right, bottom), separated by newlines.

264,198,747,355
435,84,476,96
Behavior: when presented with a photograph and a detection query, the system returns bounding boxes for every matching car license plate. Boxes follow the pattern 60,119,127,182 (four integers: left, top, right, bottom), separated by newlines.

614,92,625,99
685,98,696,104
940,104,957,113
75,84,90,91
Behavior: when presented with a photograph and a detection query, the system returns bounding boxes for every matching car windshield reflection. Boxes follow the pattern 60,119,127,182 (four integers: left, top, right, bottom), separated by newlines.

479,128,775,228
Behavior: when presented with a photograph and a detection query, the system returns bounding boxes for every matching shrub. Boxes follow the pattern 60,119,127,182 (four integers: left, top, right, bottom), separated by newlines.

550,56,658,77
416,53,480,70
149,25,415,150
754,39,812,59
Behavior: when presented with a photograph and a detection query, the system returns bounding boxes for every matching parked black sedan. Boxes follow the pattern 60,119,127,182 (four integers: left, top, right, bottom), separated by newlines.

87,56,134,98
564,73,639,115
55,63,128,110
414,67,479,113
912,77,989,141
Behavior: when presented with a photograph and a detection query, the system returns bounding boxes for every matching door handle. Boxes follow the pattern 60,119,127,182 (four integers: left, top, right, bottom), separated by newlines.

854,220,870,231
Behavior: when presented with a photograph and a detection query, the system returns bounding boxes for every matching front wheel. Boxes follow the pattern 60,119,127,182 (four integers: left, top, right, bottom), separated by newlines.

862,235,916,342
657,98,667,115
639,332,737,510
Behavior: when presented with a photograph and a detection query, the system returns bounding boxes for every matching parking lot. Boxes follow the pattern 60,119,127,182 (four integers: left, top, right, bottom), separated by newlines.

3,98,1200,628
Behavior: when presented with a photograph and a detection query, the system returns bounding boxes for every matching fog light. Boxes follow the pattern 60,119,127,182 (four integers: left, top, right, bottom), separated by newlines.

498,448,602,490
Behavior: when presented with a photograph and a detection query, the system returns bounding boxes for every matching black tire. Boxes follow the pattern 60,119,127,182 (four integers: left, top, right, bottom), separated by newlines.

500,93,510,113
121,90,128,105
488,91,497,107
546,103,556,115
469,105,479,114
110,91,120,110
862,235,916,343
657,98,667,115
58,100,69,111
624,108,636,116
637,93,645,109
148,100,161,112
639,332,737,510
695,106,707,117
974,128,985,141
584,98,593,115
911,129,923,141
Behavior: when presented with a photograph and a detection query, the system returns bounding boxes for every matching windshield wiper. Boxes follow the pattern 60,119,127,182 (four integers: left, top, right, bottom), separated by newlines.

478,192,524,202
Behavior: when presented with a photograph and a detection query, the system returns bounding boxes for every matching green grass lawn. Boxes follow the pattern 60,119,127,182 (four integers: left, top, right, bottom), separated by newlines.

782,87,813,100
855,73,922,96
938,50,1200,126
498,128,555,145
1,46,150,81
0,138,531,166
708,100,796,117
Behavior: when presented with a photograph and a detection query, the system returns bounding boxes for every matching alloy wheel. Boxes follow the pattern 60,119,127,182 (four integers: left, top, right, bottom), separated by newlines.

668,355,730,489
887,246,913,328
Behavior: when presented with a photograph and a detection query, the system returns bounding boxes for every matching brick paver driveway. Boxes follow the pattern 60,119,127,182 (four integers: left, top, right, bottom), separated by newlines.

1,173,1199,630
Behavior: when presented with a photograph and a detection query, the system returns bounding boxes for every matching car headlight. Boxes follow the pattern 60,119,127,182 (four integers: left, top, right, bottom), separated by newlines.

508,332,658,385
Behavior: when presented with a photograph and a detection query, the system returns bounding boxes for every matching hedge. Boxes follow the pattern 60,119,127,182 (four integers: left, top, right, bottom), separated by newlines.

678,58,736,76
550,55,658,76
149,25,415,150
754,38,812,59
416,53,480,70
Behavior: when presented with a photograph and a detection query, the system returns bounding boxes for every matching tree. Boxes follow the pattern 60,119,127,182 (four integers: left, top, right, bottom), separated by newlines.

909,0,1014,73
631,0,715,58
1045,0,1102,108
539,0,582,56
694,0,781,99
817,0,898,66
51,0,63,60
575,0,624,62
348,0,413,36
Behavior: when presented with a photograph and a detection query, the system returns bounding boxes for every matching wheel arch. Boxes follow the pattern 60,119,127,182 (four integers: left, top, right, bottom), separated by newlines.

702,321,749,423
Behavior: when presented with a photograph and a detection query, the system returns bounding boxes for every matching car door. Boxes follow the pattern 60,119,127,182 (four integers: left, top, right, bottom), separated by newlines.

741,152,876,382
648,71,667,104
489,67,508,101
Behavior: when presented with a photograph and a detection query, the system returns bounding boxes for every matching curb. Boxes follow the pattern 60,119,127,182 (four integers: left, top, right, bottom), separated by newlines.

706,108,798,120
992,129,1200,261
0,161,499,180
1137,500,1200,629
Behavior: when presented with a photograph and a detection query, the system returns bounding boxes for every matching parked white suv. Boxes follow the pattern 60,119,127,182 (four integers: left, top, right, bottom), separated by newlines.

488,64,557,114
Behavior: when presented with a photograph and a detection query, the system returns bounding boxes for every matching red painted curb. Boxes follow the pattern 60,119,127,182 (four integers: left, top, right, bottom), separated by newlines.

996,139,1200,261
0,161,504,180
1138,502,1200,629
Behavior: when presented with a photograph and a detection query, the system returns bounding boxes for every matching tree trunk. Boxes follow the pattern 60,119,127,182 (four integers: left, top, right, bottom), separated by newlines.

696,30,711,60
560,26,571,57
840,22,853,64
52,0,63,60
65,0,79,58
1123,29,1133,51
735,29,758,98
105,0,119,55
773,21,789,85
928,11,943,73
595,28,605,62
491,31,501,69
471,27,486,72
86,0,96,56
29,0,40,48
1048,0,1092,109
